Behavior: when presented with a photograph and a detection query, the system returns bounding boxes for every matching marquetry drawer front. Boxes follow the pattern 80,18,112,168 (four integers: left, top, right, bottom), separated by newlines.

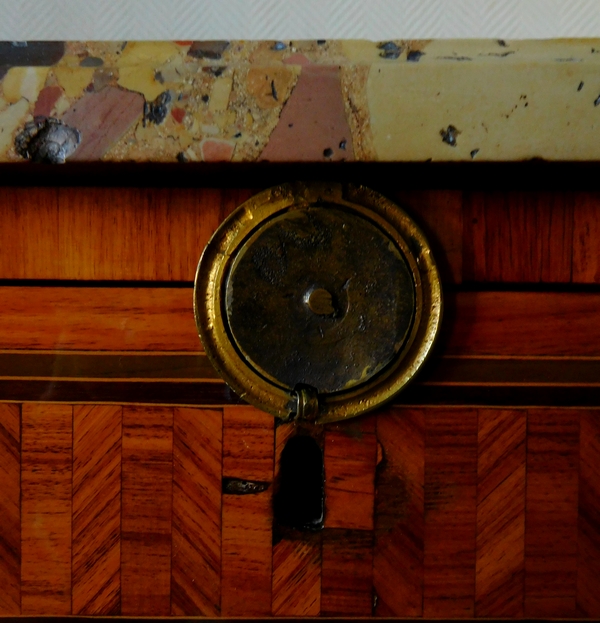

0,403,599,617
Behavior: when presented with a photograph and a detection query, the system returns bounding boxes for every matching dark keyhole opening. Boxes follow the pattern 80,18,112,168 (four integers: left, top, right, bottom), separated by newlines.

274,434,324,531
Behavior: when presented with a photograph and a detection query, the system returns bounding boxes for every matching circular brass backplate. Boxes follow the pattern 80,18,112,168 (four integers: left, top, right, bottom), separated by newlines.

194,182,442,424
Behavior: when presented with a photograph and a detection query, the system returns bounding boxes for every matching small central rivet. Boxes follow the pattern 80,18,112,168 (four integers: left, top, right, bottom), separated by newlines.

306,288,335,316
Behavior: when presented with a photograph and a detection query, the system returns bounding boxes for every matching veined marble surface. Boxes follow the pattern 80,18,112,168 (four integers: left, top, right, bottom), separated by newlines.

1,39,600,163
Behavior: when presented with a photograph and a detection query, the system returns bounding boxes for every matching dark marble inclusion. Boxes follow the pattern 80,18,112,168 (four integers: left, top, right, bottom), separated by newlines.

0,42,65,82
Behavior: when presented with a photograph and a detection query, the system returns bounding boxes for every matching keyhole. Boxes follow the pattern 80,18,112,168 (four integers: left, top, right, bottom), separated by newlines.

274,435,324,531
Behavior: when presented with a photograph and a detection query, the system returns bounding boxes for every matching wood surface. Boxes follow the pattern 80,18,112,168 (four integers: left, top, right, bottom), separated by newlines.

0,404,20,615
423,408,478,618
171,407,222,616
374,408,425,617
221,407,274,617
21,404,72,615
525,410,579,618
72,405,122,615
121,406,173,616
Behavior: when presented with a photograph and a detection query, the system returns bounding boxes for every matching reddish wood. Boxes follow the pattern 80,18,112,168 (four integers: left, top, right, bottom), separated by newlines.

72,405,121,615
21,404,72,615
476,409,526,617
0,188,59,279
572,192,600,283
272,536,321,616
222,492,273,616
447,291,600,356
395,190,463,283
1,286,198,351
463,191,573,282
577,410,600,617
374,408,425,617
324,416,377,530
0,404,20,615
221,406,274,617
121,406,173,616
321,529,373,616
223,406,274,481
171,407,222,616
525,409,579,618
423,408,478,618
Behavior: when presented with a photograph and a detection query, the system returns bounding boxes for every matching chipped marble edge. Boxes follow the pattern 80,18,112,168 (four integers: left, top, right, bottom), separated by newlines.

2,39,600,164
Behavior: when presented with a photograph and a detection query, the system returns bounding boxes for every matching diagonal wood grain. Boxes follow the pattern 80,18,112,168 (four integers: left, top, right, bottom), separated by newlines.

272,535,321,616
21,404,72,615
374,408,425,617
72,405,122,615
321,529,373,616
424,408,478,618
476,409,526,617
221,406,274,617
171,407,222,616
0,404,20,615
577,410,600,617
324,416,377,530
121,406,173,616
525,409,579,618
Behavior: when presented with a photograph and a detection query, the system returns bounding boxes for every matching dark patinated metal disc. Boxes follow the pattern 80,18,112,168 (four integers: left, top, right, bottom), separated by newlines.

224,205,416,394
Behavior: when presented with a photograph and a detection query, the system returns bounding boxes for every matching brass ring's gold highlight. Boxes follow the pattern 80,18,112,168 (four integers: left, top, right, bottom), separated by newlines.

194,182,442,424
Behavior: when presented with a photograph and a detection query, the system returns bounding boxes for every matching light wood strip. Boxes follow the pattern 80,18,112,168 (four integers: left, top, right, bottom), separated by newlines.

272,536,321,616
171,407,222,616
374,408,425,616
577,410,600,617
121,406,173,616
223,406,274,481
324,416,377,530
476,409,526,617
525,409,579,618
72,405,121,615
0,404,20,615
21,404,72,615
573,192,600,283
321,529,373,616
423,408,478,618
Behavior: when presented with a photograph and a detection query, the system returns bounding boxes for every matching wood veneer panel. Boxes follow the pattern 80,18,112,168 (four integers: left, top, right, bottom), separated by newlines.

0,187,59,279
1,286,197,351
525,409,579,618
447,291,600,356
272,536,321,616
221,406,273,617
573,192,600,283
577,410,600,617
5,287,600,357
72,405,121,615
0,404,20,615
475,409,525,617
321,529,373,616
324,416,377,530
374,408,425,617
121,406,173,616
0,188,255,281
394,190,463,284
171,407,222,616
21,404,72,615
463,191,573,283
423,408,477,618
272,422,321,617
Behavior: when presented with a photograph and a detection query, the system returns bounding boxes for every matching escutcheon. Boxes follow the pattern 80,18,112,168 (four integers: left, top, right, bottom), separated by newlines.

194,182,442,424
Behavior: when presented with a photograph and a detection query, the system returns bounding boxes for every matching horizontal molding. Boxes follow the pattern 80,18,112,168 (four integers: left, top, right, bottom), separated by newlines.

2,352,600,406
